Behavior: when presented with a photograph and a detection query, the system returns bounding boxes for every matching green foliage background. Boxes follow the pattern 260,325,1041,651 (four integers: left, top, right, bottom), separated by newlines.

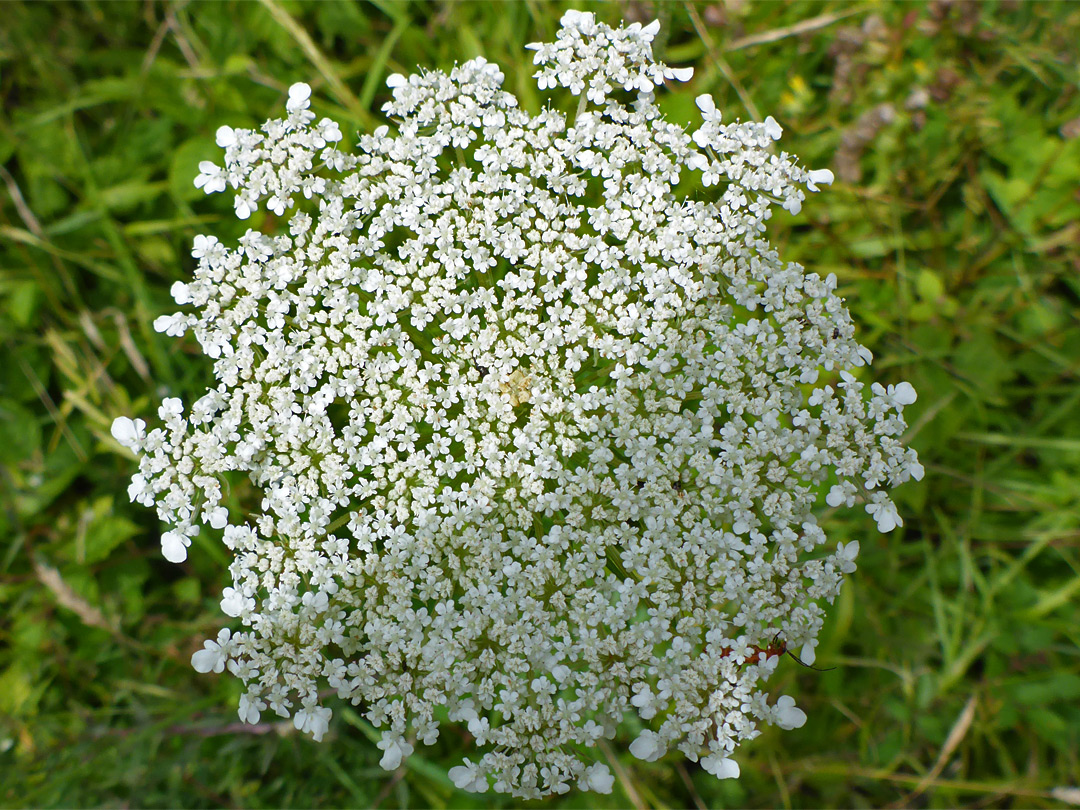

2,1,1079,807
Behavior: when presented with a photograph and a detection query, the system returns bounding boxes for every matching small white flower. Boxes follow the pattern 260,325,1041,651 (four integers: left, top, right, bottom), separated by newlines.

806,168,835,191
319,119,343,143
234,194,253,220
110,416,145,449
127,474,150,504
191,628,232,673
763,115,783,140
194,161,226,194
158,398,183,419
377,733,414,770
630,730,666,762
152,314,188,337
826,483,853,508
238,692,265,725
701,753,740,779
449,759,488,793
207,506,229,529
160,530,191,563
867,498,903,533
220,586,248,617
581,762,614,793
630,686,658,719
891,381,918,406
215,125,237,148
286,82,312,112
775,696,807,730
294,705,332,742
190,234,219,259
170,281,192,304
837,540,860,563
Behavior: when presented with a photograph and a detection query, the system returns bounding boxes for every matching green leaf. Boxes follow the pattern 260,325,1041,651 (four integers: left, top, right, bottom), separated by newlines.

3,280,42,328
1012,673,1080,706
0,399,41,465
915,268,944,302
83,509,141,565
97,180,168,214
169,138,221,202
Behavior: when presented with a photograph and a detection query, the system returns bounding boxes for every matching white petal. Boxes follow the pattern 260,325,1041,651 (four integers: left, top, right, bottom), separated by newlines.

449,764,476,790
293,711,308,733
161,530,189,563
630,730,664,761
892,381,918,405
764,115,783,140
307,706,331,741
220,587,244,618
808,168,834,186
208,506,229,530
215,126,236,147
702,754,740,779
159,397,183,418
669,66,694,82
379,740,403,770
111,416,137,447
191,649,216,673
170,281,192,304
585,763,614,793
322,121,342,142
191,642,224,674
695,94,716,114
288,82,311,101
776,696,808,730
238,694,262,725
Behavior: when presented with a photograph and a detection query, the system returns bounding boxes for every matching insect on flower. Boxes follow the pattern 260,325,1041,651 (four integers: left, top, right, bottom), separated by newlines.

720,634,834,671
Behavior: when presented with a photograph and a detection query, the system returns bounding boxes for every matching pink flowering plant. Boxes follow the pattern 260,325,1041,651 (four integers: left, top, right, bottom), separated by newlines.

112,10,922,799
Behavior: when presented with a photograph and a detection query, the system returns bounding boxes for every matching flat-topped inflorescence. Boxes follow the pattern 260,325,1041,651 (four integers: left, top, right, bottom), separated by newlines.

113,9,923,799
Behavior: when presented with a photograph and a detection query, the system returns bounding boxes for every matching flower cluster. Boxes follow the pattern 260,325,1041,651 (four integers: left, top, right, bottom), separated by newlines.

113,10,922,799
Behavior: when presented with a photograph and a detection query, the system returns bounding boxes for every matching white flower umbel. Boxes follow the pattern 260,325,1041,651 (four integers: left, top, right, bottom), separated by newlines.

114,10,923,799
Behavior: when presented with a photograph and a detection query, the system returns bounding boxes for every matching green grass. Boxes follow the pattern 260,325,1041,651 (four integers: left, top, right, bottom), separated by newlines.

3,1,1080,807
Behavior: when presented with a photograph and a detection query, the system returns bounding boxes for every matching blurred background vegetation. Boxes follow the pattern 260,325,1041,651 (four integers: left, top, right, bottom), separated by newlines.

2,1,1079,807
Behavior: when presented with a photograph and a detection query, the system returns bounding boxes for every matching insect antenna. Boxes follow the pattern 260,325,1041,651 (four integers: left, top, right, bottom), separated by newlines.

784,648,835,672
